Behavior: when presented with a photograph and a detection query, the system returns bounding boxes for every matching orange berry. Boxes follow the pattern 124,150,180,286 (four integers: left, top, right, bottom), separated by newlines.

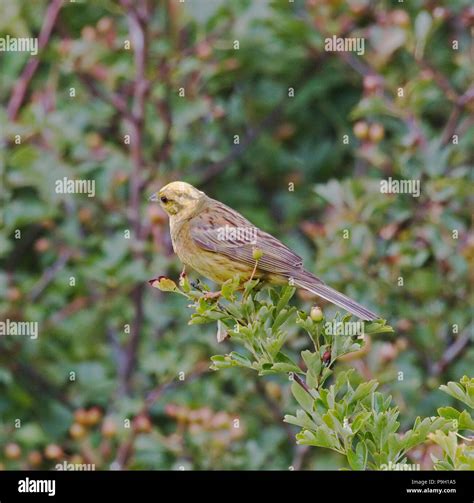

391,9,410,27
69,423,87,440
5,443,21,460
369,123,385,142
353,121,369,140
69,454,84,465
34,238,50,253
44,444,63,460
133,415,152,433
275,123,296,140
97,17,113,33
114,171,128,185
85,407,102,426
363,75,383,93
196,42,212,59
74,408,89,426
7,287,22,302
101,418,118,438
86,132,102,149
41,219,55,230
81,26,96,42
78,207,93,224
28,450,42,467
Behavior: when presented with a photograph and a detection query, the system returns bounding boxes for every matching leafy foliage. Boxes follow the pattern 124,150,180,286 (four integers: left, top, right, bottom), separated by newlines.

0,0,472,470
430,377,474,470
154,278,470,470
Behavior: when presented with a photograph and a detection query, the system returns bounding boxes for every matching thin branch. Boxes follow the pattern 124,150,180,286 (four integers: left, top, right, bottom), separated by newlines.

7,0,63,120
441,86,474,145
119,0,150,395
415,57,459,102
255,380,294,443
430,331,472,377
11,361,72,409
29,249,73,301
114,362,208,469
292,444,310,471
292,372,312,395
197,103,284,185
77,73,134,122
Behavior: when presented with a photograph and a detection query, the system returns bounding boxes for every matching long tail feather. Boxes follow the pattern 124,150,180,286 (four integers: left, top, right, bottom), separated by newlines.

294,273,379,321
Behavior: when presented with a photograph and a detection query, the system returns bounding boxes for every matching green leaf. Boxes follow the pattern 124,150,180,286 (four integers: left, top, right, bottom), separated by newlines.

458,410,474,431
284,409,319,430
210,355,233,370
440,381,473,409
301,349,321,375
414,11,432,57
229,351,253,368
347,441,367,470
272,308,294,331
189,315,213,325
272,352,301,374
275,286,295,313
291,380,314,413
221,277,240,300
437,406,460,421
350,380,379,404
149,277,178,292
296,426,341,451
429,430,458,464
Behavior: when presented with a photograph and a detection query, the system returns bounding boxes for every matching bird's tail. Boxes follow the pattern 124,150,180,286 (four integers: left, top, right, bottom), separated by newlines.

293,271,379,321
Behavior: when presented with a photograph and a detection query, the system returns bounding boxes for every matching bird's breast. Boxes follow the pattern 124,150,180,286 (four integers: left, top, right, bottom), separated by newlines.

169,217,253,284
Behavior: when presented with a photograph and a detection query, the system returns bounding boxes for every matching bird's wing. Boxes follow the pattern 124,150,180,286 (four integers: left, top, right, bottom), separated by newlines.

189,200,303,274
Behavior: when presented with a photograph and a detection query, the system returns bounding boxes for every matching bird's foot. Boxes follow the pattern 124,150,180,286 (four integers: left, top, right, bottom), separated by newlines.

190,279,202,290
203,290,221,301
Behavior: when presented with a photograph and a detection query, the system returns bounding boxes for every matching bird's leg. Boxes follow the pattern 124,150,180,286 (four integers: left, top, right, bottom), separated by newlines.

190,278,203,291
189,278,221,300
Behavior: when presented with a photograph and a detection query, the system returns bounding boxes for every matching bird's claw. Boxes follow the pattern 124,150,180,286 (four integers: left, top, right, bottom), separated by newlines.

203,290,221,301
190,279,202,290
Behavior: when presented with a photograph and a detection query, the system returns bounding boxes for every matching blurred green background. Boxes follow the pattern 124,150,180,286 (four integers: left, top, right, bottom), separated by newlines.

0,0,473,470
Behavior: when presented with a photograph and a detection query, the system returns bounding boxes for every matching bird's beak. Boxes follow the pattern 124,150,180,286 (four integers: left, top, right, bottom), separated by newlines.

149,193,159,202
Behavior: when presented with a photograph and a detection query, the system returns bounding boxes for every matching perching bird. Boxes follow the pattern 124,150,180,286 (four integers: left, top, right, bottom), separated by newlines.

149,181,379,321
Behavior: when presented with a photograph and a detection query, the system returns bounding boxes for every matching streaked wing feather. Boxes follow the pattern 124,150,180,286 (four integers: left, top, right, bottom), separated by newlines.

190,201,303,274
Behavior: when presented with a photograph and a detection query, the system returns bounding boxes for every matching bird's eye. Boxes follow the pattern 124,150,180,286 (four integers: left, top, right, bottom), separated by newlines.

160,196,169,204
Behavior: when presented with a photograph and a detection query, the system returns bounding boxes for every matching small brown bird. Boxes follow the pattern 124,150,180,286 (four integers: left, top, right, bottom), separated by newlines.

149,181,378,320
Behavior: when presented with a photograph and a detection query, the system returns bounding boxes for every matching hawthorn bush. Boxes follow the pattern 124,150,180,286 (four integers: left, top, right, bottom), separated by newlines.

0,0,472,470
152,277,473,470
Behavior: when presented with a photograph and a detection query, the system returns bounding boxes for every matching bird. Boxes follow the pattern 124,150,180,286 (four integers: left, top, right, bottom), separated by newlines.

149,181,379,321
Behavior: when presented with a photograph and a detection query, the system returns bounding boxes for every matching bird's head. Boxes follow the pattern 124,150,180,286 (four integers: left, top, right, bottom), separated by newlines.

149,181,206,217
